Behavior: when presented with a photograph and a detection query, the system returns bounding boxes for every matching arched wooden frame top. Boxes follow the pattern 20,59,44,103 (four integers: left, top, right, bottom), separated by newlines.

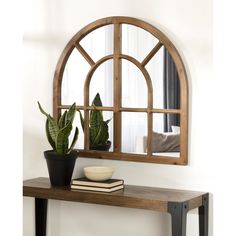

53,16,188,165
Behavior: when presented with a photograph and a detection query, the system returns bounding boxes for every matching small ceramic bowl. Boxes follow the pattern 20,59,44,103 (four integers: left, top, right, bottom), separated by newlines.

84,166,114,181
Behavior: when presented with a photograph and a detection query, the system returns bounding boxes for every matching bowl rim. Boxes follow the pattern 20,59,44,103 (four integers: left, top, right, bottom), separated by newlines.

84,166,114,172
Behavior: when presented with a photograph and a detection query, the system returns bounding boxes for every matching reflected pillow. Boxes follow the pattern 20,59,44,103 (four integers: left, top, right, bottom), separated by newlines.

171,126,180,134
143,132,180,152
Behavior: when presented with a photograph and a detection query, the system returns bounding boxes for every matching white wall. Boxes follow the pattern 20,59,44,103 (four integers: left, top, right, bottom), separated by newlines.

23,0,214,235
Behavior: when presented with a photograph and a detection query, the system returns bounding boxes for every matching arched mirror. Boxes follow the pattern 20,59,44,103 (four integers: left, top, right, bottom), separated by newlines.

54,16,188,165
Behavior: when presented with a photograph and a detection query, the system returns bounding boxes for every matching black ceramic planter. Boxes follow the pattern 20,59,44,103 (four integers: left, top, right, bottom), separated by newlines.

44,150,78,186
90,141,111,151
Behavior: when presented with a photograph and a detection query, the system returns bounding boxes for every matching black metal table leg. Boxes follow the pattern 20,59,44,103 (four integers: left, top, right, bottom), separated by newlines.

168,202,188,236
35,198,48,236
199,193,209,236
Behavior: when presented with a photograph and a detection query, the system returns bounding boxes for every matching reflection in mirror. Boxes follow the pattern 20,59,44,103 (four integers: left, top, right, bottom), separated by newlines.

146,46,164,108
150,113,180,157
121,59,147,108
153,113,180,133
80,25,114,62
122,24,180,110
88,111,114,152
122,24,159,62
146,47,180,109
61,49,90,105
121,112,147,154
89,60,113,107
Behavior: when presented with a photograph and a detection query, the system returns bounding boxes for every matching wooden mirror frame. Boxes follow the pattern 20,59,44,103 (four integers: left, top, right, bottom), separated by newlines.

53,16,188,165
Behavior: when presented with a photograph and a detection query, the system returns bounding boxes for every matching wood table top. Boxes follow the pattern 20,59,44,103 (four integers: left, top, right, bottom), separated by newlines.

23,177,206,212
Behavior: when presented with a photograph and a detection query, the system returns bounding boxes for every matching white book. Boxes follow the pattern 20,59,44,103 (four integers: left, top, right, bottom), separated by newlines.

71,184,124,193
72,177,124,188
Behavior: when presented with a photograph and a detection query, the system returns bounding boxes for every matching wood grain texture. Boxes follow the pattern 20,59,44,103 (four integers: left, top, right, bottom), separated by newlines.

53,16,188,165
59,105,114,111
74,43,95,66
23,178,206,212
113,23,122,152
141,42,163,66
78,150,183,165
59,106,180,114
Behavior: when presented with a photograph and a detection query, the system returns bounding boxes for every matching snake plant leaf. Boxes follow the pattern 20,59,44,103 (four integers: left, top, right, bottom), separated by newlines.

38,102,55,123
90,93,103,128
78,93,111,148
38,102,59,142
78,110,84,131
92,93,103,107
68,127,79,153
90,113,103,144
58,110,67,129
55,121,73,154
105,118,112,124
92,121,109,146
65,102,76,124
48,118,59,143
46,119,56,150
90,108,103,129
38,101,49,117
39,101,79,154
90,123,100,144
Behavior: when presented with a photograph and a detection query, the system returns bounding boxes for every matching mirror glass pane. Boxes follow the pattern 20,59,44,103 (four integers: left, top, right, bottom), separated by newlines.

61,49,90,105
121,59,147,108
122,24,159,62
89,59,113,107
151,113,180,157
121,112,147,154
80,25,114,62
146,47,180,109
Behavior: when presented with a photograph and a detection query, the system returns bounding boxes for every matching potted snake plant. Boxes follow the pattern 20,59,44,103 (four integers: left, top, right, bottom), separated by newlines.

38,102,79,186
79,93,112,151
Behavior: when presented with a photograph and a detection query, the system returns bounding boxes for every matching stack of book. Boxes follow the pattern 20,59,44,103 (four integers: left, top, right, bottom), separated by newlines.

71,177,124,193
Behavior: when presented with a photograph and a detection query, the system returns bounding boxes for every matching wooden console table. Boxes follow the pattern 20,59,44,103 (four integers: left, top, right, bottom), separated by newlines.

23,177,209,236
